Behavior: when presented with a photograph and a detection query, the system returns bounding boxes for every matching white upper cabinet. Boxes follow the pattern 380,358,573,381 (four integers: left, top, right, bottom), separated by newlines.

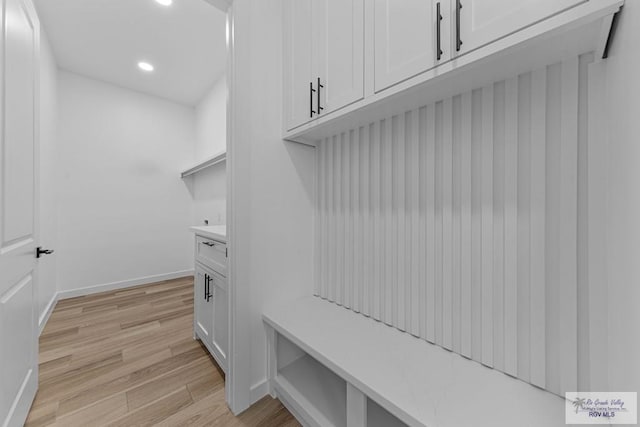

282,0,622,141
283,0,313,131
454,0,584,55
283,0,364,130
313,0,364,114
374,0,449,92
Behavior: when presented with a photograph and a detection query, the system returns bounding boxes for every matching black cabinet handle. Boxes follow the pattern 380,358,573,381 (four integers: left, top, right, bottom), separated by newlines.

456,0,463,52
310,81,316,118
202,241,215,247
205,274,212,302
436,3,443,61
317,77,324,114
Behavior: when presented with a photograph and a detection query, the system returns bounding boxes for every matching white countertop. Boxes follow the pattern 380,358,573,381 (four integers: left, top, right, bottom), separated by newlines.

189,225,226,242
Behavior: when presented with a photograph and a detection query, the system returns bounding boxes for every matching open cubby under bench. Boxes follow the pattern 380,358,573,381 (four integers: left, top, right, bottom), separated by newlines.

263,296,566,427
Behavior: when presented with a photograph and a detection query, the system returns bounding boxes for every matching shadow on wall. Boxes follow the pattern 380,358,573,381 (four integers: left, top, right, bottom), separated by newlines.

285,141,316,205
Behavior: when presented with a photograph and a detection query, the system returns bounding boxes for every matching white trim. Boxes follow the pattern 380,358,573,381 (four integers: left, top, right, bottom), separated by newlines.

56,270,194,300
38,293,59,335
250,379,269,404
225,3,254,415
274,391,307,427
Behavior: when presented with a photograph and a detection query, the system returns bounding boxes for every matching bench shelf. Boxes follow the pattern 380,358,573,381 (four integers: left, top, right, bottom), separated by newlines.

275,349,347,427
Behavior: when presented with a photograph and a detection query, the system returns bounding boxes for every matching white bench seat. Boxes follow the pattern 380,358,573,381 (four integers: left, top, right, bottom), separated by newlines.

263,296,566,427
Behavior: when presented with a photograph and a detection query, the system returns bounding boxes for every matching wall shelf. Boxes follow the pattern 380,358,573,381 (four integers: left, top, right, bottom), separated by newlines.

180,151,226,178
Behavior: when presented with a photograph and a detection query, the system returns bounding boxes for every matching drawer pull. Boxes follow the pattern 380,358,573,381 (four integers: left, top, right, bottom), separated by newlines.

202,241,216,247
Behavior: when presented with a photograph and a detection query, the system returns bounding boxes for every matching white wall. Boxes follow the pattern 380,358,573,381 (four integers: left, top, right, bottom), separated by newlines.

196,75,227,159
189,165,226,226
600,4,640,396
191,75,227,226
314,56,590,397
56,70,196,294
38,30,58,329
227,0,315,412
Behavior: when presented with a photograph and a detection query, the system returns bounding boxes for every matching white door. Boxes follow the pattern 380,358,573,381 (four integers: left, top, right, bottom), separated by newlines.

455,0,584,55
194,265,213,341
283,0,313,131
0,0,40,425
374,0,447,92
313,0,364,115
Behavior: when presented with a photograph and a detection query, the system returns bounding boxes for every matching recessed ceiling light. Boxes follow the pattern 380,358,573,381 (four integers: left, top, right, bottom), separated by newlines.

155,0,172,6
138,61,155,72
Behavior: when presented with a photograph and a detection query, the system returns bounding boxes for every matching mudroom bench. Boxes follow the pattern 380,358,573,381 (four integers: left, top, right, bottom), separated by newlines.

263,296,566,427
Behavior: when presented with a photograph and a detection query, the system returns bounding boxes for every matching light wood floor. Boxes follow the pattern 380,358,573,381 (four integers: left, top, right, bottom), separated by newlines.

25,277,300,427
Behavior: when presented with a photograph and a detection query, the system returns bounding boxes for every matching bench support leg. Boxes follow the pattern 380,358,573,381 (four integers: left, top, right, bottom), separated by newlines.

347,383,367,427
265,325,277,398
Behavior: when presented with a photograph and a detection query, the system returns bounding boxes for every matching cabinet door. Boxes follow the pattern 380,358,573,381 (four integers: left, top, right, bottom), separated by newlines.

455,0,584,54
374,0,446,92
194,266,213,341
283,0,313,131
313,0,364,115
211,273,228,371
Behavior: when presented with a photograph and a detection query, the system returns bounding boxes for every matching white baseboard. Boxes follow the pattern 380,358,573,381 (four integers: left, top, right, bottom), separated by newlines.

39,293,59,335
56,270,194,300
250,379,269,404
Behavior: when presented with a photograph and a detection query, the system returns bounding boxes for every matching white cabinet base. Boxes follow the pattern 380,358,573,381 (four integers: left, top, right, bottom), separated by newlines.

192,232,228,375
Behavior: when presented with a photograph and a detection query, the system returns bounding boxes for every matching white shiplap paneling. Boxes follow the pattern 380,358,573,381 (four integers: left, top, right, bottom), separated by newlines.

315,56,589,396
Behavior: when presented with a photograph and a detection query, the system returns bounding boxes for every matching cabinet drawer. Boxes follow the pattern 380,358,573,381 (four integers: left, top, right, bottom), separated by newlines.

195,237,227,276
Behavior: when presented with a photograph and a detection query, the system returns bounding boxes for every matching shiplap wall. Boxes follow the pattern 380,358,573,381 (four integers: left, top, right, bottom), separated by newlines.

314,55,592,396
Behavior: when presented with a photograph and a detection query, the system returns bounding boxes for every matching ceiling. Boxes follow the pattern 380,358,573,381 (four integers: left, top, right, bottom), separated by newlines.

35,0,227,106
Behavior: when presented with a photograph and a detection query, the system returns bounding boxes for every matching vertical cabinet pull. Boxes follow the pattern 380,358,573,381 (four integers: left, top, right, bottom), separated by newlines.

436,2,443,60
203,273,213,302
206,274,213,302
317,77,324,114
310,81,316,118
456,0,463,52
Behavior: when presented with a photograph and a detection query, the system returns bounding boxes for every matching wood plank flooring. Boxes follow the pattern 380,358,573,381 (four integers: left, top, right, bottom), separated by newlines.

26,277,300,427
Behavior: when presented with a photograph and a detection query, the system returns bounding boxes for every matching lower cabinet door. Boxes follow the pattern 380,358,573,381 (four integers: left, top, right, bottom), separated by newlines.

211,272,228,371
194,265,213,342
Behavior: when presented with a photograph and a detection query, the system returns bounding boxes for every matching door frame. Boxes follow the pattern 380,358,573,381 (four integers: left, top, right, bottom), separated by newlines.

202,0,254,415
222,1,255,415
